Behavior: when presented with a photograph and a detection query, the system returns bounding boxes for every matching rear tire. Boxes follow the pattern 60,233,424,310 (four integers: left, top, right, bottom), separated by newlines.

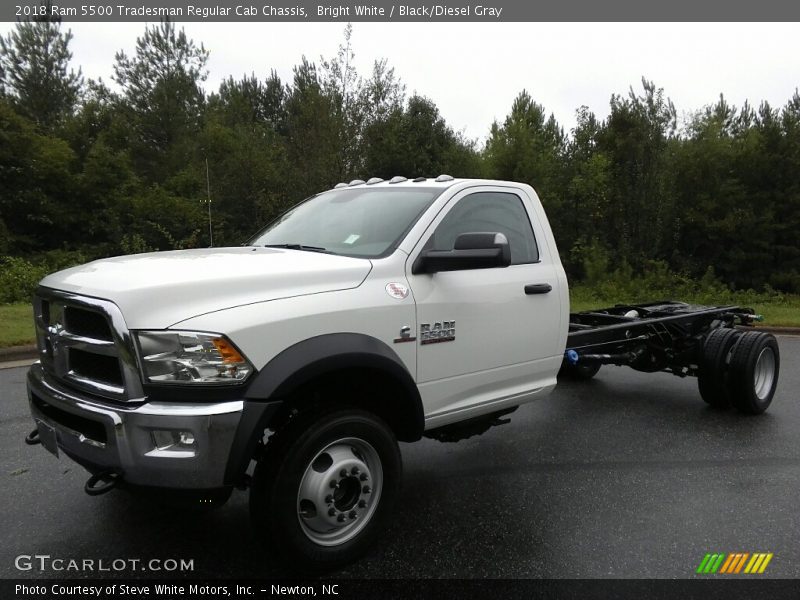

250,408,401,571
727,331,780,415
697,327,741,408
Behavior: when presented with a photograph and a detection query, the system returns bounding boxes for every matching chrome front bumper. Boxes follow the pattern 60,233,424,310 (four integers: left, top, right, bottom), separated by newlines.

27,362,243,489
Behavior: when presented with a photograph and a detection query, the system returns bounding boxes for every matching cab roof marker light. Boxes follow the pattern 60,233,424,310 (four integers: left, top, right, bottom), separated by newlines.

389,176,408,184
435,174,454,182
334,183,348,189
366,177,384,185
413,177,427,182
348,179,366,186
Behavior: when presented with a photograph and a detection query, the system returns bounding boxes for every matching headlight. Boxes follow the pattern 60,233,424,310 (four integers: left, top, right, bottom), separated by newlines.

136,331,253,385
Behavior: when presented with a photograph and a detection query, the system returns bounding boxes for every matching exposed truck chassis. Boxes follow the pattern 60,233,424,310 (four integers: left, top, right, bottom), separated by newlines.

560,301,779,415
426,301,777,444
567,301,756,372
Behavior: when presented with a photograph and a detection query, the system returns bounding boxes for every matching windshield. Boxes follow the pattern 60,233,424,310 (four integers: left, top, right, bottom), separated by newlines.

247,187,444,258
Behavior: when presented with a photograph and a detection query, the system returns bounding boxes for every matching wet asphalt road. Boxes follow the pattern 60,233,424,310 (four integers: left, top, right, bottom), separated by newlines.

1,336,799,580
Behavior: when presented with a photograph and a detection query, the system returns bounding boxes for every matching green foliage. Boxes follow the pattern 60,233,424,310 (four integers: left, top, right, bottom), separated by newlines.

122,185,205,251
570,256,793,312
0,257,47,303
212,71,287,132
0,100,79,253
595,79,678,267
0,16,83,129
319,23,366,178
0,251,85,303
113,20,208,181
0,303,35,348
0,22,799,299
485,90,566,218
363,94,480,178
195,115,288,244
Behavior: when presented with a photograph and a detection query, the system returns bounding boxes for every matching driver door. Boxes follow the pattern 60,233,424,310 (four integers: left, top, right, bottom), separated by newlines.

406,187,563,424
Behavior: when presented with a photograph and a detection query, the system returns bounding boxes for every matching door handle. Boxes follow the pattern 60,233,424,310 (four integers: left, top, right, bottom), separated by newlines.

524,283,552,295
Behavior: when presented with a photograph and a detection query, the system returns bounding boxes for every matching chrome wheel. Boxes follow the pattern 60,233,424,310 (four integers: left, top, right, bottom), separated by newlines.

753,346,776,401
296,437,383,547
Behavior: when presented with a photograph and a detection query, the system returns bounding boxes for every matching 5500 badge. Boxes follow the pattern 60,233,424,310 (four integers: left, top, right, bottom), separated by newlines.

420,321,455,345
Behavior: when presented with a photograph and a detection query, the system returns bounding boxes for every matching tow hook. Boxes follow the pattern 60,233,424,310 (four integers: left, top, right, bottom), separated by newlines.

84,469,122,496
24,428,41,445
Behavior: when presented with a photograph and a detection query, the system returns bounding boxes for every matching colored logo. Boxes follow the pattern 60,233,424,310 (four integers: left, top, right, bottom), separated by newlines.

696,552,773,574
385,282,409,300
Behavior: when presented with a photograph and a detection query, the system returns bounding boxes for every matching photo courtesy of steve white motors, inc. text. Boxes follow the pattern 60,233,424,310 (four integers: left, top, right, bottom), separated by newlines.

15,583,339,597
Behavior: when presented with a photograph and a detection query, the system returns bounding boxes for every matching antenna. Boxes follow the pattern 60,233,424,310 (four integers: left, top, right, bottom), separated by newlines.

205,157,213,247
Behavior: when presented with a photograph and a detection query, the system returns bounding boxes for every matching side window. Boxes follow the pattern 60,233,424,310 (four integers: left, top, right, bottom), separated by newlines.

426,192,539,264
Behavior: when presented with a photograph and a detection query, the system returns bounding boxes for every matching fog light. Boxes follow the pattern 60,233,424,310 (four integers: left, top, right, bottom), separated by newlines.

151,430,196,451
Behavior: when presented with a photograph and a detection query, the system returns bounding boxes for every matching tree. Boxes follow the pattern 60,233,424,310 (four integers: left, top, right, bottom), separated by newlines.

562,106,611,276
484,90,567,208
113,20,208,180
319,24,365,178
597,78,677,267
0,99,78,252
212,70,287,133
363,94,479,178
362,58,405,123
0,13,83,129
284,57,341,195
774,90,800,291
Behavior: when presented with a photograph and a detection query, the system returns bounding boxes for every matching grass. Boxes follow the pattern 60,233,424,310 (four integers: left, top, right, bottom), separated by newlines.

570,289,800,327
738,303,800,327
0,303,34,348
1,290,799,349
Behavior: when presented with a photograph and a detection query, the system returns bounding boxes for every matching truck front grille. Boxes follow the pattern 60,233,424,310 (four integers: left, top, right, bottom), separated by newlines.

34,290,143,403
69,348,124,388
64,306,113,341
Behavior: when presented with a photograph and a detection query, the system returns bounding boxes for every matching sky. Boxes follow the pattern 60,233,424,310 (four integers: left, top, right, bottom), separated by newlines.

2,21,799,141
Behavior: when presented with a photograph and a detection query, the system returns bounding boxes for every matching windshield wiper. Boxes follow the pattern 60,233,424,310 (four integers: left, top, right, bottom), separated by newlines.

263,243,333,254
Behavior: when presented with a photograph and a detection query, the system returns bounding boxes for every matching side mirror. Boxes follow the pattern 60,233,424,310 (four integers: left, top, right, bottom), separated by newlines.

412,232,511,274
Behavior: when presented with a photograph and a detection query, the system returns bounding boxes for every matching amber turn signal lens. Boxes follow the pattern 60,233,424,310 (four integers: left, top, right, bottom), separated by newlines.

212,338,245,364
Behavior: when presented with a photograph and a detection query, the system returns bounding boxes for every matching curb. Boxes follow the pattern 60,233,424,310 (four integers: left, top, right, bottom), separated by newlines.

0,344,38,362
750,326,800,336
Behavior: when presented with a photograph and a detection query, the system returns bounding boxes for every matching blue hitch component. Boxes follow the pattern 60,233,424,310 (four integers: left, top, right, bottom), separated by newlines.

565,349,579,365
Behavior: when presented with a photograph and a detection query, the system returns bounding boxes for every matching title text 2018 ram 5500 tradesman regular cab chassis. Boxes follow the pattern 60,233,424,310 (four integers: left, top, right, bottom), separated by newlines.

25,177,780,568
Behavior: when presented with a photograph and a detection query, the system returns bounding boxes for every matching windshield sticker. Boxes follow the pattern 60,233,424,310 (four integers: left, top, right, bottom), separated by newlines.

343,234,361,245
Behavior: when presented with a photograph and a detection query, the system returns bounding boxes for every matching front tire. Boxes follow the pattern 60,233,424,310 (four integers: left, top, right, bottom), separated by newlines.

250,408,402,570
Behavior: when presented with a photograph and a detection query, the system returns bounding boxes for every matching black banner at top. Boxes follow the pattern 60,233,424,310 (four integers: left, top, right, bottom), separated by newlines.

4,0,800,22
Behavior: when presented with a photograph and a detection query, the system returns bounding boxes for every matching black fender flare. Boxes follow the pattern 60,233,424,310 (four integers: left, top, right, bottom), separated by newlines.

224,333,423,485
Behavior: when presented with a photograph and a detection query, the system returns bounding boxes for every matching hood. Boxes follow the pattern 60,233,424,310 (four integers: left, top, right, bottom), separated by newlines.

40,247,372,329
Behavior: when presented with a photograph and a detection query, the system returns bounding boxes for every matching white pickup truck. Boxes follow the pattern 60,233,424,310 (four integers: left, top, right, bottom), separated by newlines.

25,177,780,568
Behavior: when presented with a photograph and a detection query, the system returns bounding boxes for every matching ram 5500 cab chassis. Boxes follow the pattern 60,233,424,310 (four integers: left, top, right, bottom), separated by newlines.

24,177,780,568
